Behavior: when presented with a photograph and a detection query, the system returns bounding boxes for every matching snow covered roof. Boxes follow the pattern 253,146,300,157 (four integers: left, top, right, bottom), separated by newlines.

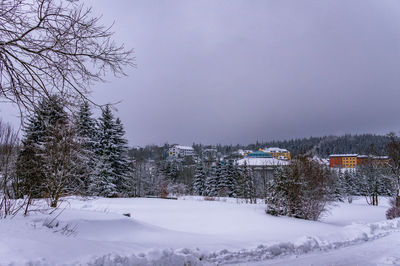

237,149,252,155
312,156,329,165
263,147,288,153
237,157,289,166
372,156,389,159
173,145,194,150
329,154,358,157
357,155,389,160
246,151,273,158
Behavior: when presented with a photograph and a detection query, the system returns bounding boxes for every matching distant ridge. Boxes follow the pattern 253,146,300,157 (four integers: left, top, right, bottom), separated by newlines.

244,134,392,158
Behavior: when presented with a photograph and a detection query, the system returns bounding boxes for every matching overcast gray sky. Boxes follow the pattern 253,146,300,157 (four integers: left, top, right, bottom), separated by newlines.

2,0,400,146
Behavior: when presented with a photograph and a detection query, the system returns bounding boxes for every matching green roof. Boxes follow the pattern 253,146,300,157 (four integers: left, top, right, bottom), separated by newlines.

246,151,273,158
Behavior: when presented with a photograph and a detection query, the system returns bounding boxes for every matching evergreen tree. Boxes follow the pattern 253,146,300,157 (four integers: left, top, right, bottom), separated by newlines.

16,96,66,199
215,161,227,196
94,105,118,196
236,163,255,203
15,95,83,207
167,160,179,181
193,162,206,195
218,160,237,197
265,166,289,215
75,101,99,194
343,170,358,203
94,105,131,196
330,170,345,202
112,117,131,194
204,163,218,196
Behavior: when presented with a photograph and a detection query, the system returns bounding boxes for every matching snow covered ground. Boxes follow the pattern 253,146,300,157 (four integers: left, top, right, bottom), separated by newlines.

0,196,399,265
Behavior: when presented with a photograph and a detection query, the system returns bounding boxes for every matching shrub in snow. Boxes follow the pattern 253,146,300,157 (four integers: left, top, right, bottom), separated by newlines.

157,178,170,198
265,156,336,220
386,196,400,220
356,163,395,206
167,183,187,196
203,196,216,201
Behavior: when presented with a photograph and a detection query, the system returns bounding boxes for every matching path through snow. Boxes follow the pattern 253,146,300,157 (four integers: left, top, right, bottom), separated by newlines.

251,231,400,266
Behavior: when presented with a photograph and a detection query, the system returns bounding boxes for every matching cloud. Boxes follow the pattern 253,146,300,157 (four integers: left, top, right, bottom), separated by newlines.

3,0,400,145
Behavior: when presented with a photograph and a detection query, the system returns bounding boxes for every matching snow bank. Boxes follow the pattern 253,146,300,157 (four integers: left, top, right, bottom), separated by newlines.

86,218,400,265
88,249,205,266
205,218,400,265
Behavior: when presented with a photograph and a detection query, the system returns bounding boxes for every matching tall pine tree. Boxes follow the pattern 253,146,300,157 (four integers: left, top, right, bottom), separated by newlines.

76,101,99,194
204,163,218,196
193,162,206,195
94,105,131,196
95,105,118,196
112,117,131,194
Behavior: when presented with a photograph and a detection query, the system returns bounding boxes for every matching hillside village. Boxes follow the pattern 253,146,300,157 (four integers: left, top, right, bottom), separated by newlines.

165,142,391,170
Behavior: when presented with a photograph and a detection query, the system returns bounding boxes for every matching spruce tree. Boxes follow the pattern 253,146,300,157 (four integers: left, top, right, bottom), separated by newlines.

76,101,99,194
224,160,237,197
243,163,256,203
215,161,227,196
94,105,131,197
95,105,118,196
193,162,206,195
265,166,289,215
343,170,357,203
16,95,67,199
16,95,83,207
204,163,218,196
112,117,131,194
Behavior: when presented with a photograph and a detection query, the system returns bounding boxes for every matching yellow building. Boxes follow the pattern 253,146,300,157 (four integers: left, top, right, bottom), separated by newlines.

342,154,357,168
329,154,390,168
262,147,291,160
329,154,358,168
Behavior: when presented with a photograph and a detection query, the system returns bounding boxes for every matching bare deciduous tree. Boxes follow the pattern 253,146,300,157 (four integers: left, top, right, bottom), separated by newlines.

387,133,400,197
0,120,21,218
386,133,400,219
41,120,83,208
0,0,134,110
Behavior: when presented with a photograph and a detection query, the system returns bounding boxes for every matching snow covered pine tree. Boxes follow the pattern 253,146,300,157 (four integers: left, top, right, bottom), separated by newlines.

94,105,131,197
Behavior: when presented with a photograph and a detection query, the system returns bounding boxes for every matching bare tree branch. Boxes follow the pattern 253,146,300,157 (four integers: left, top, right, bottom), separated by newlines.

0,0,135,112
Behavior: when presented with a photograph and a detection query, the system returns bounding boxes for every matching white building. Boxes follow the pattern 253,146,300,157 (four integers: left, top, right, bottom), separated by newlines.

236,150,289,168
262,147,291,160
237,149,253,157
168,145,195,158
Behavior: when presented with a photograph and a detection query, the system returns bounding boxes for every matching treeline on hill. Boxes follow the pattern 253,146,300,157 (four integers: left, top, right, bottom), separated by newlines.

246,134,392,157
129,134,392,162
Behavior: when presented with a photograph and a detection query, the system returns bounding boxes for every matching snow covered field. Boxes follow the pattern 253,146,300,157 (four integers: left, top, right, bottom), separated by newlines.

1,196,399,265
